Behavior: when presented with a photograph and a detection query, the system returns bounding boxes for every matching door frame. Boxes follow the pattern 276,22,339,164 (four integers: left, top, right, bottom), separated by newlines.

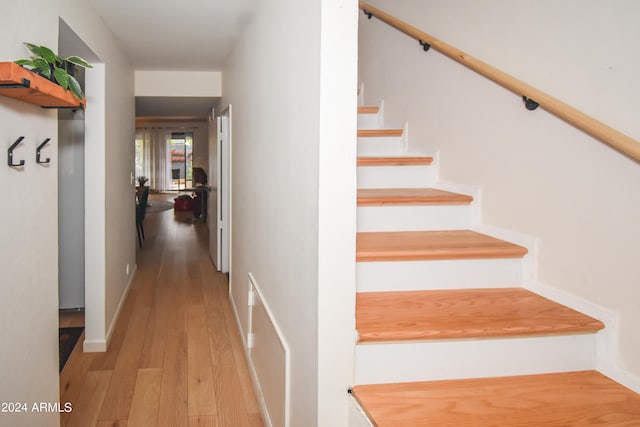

209,105,231,273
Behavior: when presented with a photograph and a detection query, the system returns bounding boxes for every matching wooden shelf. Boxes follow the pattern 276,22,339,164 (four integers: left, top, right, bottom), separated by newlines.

0,62,84,109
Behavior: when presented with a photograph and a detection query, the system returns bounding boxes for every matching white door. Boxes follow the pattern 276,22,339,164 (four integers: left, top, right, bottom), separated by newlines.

208,106,231,272
219,106,231,273
208,111,220,269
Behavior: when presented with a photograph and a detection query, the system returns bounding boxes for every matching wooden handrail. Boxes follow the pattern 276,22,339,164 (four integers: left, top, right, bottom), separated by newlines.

359,1,640,163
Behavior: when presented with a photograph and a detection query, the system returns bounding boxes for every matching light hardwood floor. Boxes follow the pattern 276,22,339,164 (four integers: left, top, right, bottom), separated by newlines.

60,194,264,427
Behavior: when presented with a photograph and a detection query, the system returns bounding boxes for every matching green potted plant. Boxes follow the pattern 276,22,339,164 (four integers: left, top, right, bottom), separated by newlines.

137,176,149,188
14,42,93,100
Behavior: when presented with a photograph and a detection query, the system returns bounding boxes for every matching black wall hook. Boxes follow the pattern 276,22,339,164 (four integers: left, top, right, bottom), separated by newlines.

419,40,431,51
522,96,539,111
363,9,373,19
36,138,51,164
8,136,26,167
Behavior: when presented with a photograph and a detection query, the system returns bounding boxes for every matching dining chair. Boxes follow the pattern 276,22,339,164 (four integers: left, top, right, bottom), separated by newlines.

136,187,150,248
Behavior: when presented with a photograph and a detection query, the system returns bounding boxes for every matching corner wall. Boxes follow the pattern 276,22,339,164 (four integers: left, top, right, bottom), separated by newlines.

222,0,357,425
359,0,640,380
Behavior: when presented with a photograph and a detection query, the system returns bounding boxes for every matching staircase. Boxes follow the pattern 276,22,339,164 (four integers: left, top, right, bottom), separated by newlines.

349,104,640,426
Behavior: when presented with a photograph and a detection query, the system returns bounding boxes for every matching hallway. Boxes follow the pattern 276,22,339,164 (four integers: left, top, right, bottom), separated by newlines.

60,194,264,426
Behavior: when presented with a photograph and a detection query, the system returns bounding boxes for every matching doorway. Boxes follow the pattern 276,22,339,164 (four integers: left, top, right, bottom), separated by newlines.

58,95,85,310
58,18,105,354
58,23,90,311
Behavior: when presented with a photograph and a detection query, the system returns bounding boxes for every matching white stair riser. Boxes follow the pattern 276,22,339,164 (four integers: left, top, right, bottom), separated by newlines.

354,334,597,384
357,113,382,129
357,205,471,232
357,165,435,188
357,258,524,292
357,136,405,156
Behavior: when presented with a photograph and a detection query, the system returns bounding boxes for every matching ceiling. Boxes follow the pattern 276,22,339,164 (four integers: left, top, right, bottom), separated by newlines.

135,96,220,121
88,0,257,118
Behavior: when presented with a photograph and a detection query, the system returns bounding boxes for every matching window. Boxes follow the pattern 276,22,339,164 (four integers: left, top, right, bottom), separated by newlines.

134,133,146,179
169,132,193,190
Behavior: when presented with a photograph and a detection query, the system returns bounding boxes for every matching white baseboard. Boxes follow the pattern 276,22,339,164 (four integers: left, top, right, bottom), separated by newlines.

82,339,107,352
600,362,640,394
524,278,640,393
433,178,482,226
83,263,137,353
472,223,538,283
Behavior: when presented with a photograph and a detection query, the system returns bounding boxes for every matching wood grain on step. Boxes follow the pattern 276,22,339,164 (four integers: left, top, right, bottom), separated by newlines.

358,188,473,206
358,106,380,114
356,230,528,262
356,288,604,342
358,129,403,137
351,370,640,427
357,156,433,167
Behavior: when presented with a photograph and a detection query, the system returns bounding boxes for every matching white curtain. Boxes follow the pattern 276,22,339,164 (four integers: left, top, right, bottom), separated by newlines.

138,128,171,191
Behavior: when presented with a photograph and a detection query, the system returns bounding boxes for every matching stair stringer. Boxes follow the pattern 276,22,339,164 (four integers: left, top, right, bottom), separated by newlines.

472,223,640,393
431,178,481,226
523,277,640,394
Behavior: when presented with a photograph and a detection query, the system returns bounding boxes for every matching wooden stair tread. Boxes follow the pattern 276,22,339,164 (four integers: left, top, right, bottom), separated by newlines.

356,230,528,262
351,370,640,426
358,188,473,206
357,156,433,166
358,129,403,137
356,288,604,343
358,106,380,114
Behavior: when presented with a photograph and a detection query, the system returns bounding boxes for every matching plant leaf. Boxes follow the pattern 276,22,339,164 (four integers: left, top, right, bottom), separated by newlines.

67,75,84,100
14,59,36,68
53,67,70,89
65,56,93,69
39,45,58,64
24,42,43,58
33,58,51,78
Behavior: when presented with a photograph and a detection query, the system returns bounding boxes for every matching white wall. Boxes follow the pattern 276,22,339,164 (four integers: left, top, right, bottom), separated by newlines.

0,3,134,424
222,0,357,425
135,70,222,97
0,4,60,425
359,0,640,380
317,1,358,426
